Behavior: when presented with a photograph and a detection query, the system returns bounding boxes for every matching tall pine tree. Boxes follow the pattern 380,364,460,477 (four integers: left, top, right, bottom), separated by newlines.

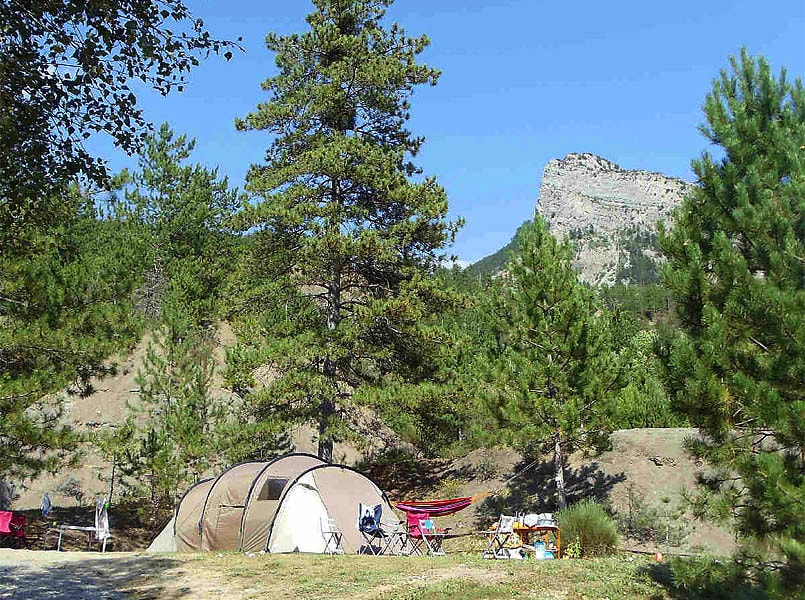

659,50,804,590
235,0,458,461
483,218,624,510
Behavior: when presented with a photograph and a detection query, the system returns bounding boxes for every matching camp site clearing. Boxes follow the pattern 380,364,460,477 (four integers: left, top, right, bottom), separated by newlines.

0,549,672,599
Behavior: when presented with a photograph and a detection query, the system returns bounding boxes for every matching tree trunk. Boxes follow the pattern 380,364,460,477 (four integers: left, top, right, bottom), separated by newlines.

318,178,341,464
318,392,334,463
553,435,567,511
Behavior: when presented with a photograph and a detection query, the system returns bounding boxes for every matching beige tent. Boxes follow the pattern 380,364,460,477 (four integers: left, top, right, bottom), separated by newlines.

148,453,395,554
268,464,397,554
164,453,324,552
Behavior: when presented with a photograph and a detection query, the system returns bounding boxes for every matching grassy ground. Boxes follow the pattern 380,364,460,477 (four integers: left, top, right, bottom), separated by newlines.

124,553,671,600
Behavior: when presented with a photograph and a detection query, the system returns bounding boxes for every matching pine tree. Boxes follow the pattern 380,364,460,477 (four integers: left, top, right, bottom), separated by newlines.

483,218,624,510
0,188,143,481
99,312,231,516
235,0,458,461
658,50,804,590
111,124,241,323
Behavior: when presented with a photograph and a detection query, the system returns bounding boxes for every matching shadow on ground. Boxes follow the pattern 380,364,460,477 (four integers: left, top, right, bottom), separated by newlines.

0,555,184,600
476,458,626,522
642,561,774,600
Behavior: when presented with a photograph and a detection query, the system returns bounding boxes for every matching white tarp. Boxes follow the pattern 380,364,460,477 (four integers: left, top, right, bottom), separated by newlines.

268,472,329,553
146,517,177,553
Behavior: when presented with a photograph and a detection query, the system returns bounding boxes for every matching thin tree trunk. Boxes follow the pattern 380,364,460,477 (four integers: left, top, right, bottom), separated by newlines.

318,178,341,464
318,285,339,463
554,434,567,511
318,402,334,462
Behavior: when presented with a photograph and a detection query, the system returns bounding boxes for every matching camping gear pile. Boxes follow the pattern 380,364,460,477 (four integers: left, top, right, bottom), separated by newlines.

482,513,560,560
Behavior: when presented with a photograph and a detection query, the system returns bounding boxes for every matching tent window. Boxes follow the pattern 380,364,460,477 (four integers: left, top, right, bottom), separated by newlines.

259,478,288,501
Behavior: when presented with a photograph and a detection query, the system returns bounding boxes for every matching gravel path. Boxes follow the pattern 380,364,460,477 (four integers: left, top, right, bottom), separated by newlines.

0,550,168,600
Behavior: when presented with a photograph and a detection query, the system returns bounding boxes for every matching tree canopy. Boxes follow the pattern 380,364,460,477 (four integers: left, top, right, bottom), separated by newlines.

659,49,804,591
483,218,625,509
233,0,458,461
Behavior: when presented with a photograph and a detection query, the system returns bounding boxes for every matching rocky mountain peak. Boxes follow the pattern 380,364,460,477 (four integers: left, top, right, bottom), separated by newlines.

537,152,694,286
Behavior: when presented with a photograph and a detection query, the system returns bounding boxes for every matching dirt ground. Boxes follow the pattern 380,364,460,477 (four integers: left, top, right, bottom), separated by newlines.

0,550,146,599
0,550,494,600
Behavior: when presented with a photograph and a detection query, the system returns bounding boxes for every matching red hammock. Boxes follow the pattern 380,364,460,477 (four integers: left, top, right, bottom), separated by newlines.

393,497,473,517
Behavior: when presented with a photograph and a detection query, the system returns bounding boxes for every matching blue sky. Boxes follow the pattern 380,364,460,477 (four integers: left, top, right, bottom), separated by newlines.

90,0,805,263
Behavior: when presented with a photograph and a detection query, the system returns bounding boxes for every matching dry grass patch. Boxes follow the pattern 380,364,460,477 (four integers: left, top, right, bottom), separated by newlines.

125,553,670,600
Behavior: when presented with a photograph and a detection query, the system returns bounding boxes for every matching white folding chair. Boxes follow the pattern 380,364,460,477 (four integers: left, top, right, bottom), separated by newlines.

483,514,515,559
321,516,344,555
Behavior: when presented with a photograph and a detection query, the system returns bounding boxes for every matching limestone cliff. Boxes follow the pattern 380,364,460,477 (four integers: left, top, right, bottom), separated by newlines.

537,153,694,286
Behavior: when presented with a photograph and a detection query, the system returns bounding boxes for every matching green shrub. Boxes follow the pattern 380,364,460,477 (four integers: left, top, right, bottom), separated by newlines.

616,485,690,546
557,499,619,557
437,476,465,499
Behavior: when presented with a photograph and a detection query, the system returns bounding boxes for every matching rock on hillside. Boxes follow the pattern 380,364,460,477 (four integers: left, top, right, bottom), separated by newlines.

537,153,694,286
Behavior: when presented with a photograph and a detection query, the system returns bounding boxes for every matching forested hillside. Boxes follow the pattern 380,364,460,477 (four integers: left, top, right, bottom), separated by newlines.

1,1,801,596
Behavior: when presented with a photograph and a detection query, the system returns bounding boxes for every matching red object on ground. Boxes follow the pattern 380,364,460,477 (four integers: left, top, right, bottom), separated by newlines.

0,511,26,544
393,497,473,517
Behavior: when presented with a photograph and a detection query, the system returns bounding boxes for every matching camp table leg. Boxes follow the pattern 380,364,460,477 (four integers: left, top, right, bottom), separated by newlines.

381,531,405,556
408,536,425,556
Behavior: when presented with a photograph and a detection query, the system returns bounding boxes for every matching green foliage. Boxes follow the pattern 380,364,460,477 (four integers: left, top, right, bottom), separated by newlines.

658,50,804,591
616,228,661,285
599,284,673,323
0,0,235,225
110,124,242,324
0,0,231,485
436,476,465,499
0,189,142,481
557,499,619,557
98,316,234,517
232,0,459,460
616,485,690,546
665,556,789,600
482,217,626,508
611,329,686,429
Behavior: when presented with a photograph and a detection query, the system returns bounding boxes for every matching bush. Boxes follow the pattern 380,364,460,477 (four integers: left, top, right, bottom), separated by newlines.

616,484,690,546
437,476,466,499
664,556,789,600
557,499,619,557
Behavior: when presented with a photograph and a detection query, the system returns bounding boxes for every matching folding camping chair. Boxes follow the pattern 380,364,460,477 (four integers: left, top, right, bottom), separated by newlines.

321,516,344,555
0,511,26,548
415,519,448,556
94,498,111,552
358,503,385,554
357,503,408,555
482,514,516,559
